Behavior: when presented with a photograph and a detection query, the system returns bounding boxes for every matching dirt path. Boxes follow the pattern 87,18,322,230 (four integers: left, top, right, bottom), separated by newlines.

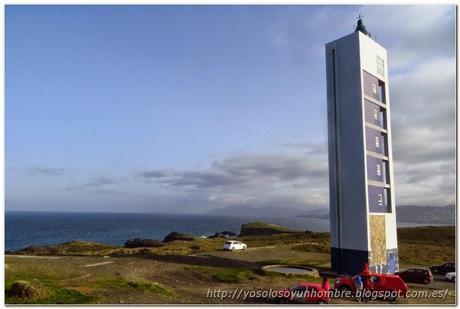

6,254,60,259
84,261,114,267
245,245,276,250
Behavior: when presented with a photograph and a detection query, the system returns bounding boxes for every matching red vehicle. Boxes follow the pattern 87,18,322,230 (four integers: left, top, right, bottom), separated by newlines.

334,271,408,301
395,268,433,284
277,282,330,304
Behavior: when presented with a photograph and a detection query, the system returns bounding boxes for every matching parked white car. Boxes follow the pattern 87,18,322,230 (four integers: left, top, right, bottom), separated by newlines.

223,240,247,251
445,272,456,282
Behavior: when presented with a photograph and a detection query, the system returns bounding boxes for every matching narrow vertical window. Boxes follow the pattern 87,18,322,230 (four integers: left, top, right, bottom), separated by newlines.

373,108,379,120
378,194,383,206
384,189,389,210
383,161,389,185
376,164,381,176
375,136,380,148
372,83,377,94
377,56,385,77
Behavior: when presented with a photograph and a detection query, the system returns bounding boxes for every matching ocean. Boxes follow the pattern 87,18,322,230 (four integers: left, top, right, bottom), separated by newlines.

4,211,447,251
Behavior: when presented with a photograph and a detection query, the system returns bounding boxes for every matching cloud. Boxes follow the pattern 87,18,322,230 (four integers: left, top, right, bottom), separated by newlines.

285,5,456,207
213,152,327,181
28,167,65,176
83,175,119,188
65,175,125,196
361,6,456,206
9,6,455,213
389,57,455,206
139,170,172,179
268,5,455,70
138,144,329,209
362,5,455,69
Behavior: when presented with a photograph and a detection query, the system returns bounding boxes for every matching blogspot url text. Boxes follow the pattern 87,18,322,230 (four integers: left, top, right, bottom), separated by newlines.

206,288,450,301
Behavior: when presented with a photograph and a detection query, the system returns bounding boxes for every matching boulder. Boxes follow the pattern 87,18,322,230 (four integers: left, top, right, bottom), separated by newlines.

7,280,44,300
220,230,237,237
207,230,238,239
207,233,220,239
162,232,194,242
124,238,163,248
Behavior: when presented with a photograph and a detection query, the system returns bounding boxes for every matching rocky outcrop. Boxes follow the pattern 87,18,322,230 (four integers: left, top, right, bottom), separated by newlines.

162,232,194,242
124,238,163,248
239,221,298,237
7,281,47,300
207,231,237,238
12,241,118,256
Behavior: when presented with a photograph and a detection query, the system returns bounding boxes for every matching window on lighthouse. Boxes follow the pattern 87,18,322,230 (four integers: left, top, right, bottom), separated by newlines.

377,56,385,77
376,164,381,176
375,136,380,148
377,194,383,206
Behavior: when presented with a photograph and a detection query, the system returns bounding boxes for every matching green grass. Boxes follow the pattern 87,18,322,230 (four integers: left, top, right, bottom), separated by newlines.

185,266,257,283
399,243,454,266
397,226,455,247
5,260,175,304
209,265,319,283
94,275,174,297
46,288,93,304
5,259,95,304
256,259,289,266
212,268,255,283
5,268,85,292
5,279,94,304
6,225,455,304
241,221,296,231
14,240,118,256
247,226,455,267
397,226,455,266
126,281,175,297
291,241,330,254
7,288,93,304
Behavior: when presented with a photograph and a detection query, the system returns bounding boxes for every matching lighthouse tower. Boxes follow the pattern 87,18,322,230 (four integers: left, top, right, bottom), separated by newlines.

325,18,399,275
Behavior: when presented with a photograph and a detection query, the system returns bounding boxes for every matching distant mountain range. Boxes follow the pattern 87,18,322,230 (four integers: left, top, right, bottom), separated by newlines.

207,205,455,224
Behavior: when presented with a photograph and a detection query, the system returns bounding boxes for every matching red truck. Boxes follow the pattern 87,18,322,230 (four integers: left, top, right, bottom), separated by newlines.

333,270,408,302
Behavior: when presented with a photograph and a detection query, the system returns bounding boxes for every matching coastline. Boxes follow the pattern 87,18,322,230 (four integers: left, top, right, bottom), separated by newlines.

5,224,456,304
5,211,454,251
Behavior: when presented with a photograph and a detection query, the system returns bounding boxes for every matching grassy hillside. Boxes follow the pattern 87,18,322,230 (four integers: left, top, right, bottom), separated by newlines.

239,221,299,236
5,224,455,304
9,225,454,267
397,226,455,265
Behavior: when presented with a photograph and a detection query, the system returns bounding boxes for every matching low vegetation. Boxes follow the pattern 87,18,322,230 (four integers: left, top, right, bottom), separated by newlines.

212,268,255,283
291,241,330,254
5,223,455,304
240,221,299,236
397,226,455,266
11,241,118,256
94,275,175,297
124,238,163,248
6,279,94,304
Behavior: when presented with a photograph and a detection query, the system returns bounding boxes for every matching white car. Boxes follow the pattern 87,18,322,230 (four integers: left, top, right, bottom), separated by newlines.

445,272,456,282
223,240,247,251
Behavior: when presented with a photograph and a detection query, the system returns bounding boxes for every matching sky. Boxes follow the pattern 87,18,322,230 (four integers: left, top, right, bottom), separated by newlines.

5,5,456,213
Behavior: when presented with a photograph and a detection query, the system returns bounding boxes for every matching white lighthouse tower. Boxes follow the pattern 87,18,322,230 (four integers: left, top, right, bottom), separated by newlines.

325,18,399,275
